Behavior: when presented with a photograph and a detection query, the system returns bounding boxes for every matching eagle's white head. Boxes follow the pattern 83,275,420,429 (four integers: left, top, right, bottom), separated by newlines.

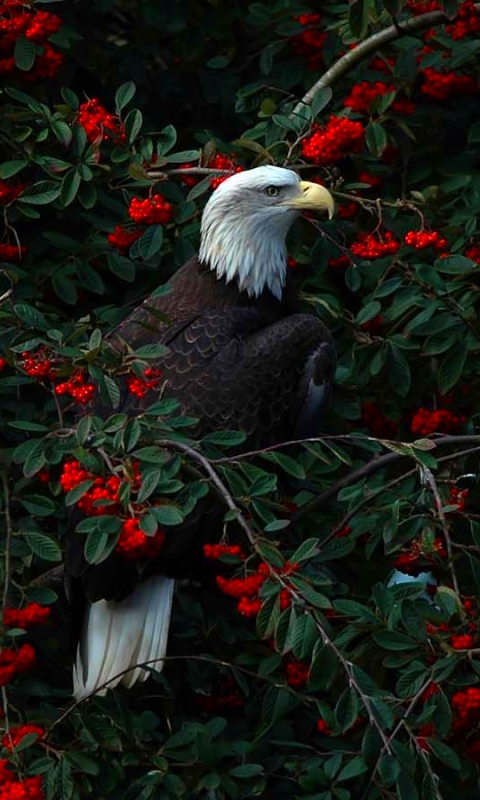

199,165,335,300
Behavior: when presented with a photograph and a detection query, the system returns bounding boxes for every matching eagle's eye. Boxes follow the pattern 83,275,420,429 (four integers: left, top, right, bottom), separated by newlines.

265,185,280,197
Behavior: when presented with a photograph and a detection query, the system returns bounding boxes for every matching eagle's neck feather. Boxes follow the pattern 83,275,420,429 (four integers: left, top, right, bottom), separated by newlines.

199,204,291,300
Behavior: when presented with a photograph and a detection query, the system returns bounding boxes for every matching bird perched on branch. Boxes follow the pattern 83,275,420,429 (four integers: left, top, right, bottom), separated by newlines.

66,165,336,700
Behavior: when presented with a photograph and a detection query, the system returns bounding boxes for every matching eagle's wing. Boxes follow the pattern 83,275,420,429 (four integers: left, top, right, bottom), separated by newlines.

66,306,335,597
160,307,336,447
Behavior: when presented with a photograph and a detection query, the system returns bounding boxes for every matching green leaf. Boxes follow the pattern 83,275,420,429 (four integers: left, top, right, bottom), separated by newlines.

18,181,60,205
134,343,169,359
365,121,387,157
335,687,359,732
66,479,94,507
14,36,36,71
157,124,177,156
60,169,81,207
83,528,118,564
262,452,305,479
103,375,120,409
24,532,61,562
137,470,161,502
426,738,460,771
9,420,49,432
290,537,320,563
130,225,164,260
202,430,246,447
124,108,143,143
115,81,136,114
356,301,382,326
435,254,478,273
50,120,73,147
0,160,28,179
387,343,411,397
19,495,56,517
150,505,184,525
14,303,47,329
229,764,264,778
166,149,201,163
437,342,467,394
249,474,277,497
336,756,368,782
397,771,418,800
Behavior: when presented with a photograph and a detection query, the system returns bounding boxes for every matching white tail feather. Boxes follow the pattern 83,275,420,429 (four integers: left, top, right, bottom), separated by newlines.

73,576,174,700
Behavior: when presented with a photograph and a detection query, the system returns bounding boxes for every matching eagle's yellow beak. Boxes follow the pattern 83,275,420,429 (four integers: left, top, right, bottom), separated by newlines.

282,181,335,218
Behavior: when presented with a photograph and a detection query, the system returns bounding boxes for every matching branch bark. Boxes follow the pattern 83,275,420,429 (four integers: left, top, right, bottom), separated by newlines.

292,4,480,117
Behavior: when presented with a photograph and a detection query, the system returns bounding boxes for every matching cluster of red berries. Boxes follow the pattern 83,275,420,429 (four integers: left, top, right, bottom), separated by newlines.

350,231,400,259
410,407,465,437
446,0,480,39
406,0,439,12
0,243,25,262
301,116,364,166
0,358,5,372
392,536,446,574
107,225,143,254
290,13,325,70
368,55,395,74
361,402,397,439
127,194,173,225
3,604,50,629
316,715,363,737
284,657,309,689
451,687,480,733
203,543,244,559
449,485,469,511
450,633,475,650
55,371,95,406
360,314,384,335
77,98,124,144
18,350,96,407
126,368,162,399
2,724,44,752
343,81,392,114
358,171,381,188
337,201,357,219
216,561,298,618
0,2,62,81
404,230,448,251
328,254,350,269
0,181,25,205
208,153,243,190
420,68,478,100
0,643,35,687
60,460,120,516
116,517,165,561
0,762,43,800
464,244,480,263
194,678,243,712
20,349,55,382
60,459,166,561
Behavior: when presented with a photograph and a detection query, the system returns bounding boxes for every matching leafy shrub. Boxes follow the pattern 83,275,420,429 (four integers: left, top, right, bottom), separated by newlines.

2,0,480,797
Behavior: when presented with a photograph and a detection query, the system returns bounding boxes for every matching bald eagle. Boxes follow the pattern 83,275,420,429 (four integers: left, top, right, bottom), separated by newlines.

67,165,336,700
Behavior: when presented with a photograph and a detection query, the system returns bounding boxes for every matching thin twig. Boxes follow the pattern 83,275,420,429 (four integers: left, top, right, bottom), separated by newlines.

1,471,13,740
364,677,433,795
154,439,257,547
146,167,234,181
293,435,480,520
421,467,459,594
291,5,480,117
1,471,12,612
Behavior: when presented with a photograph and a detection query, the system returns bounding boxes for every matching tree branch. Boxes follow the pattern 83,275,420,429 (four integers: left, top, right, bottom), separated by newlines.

292,5,480,117
293,435,480,520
